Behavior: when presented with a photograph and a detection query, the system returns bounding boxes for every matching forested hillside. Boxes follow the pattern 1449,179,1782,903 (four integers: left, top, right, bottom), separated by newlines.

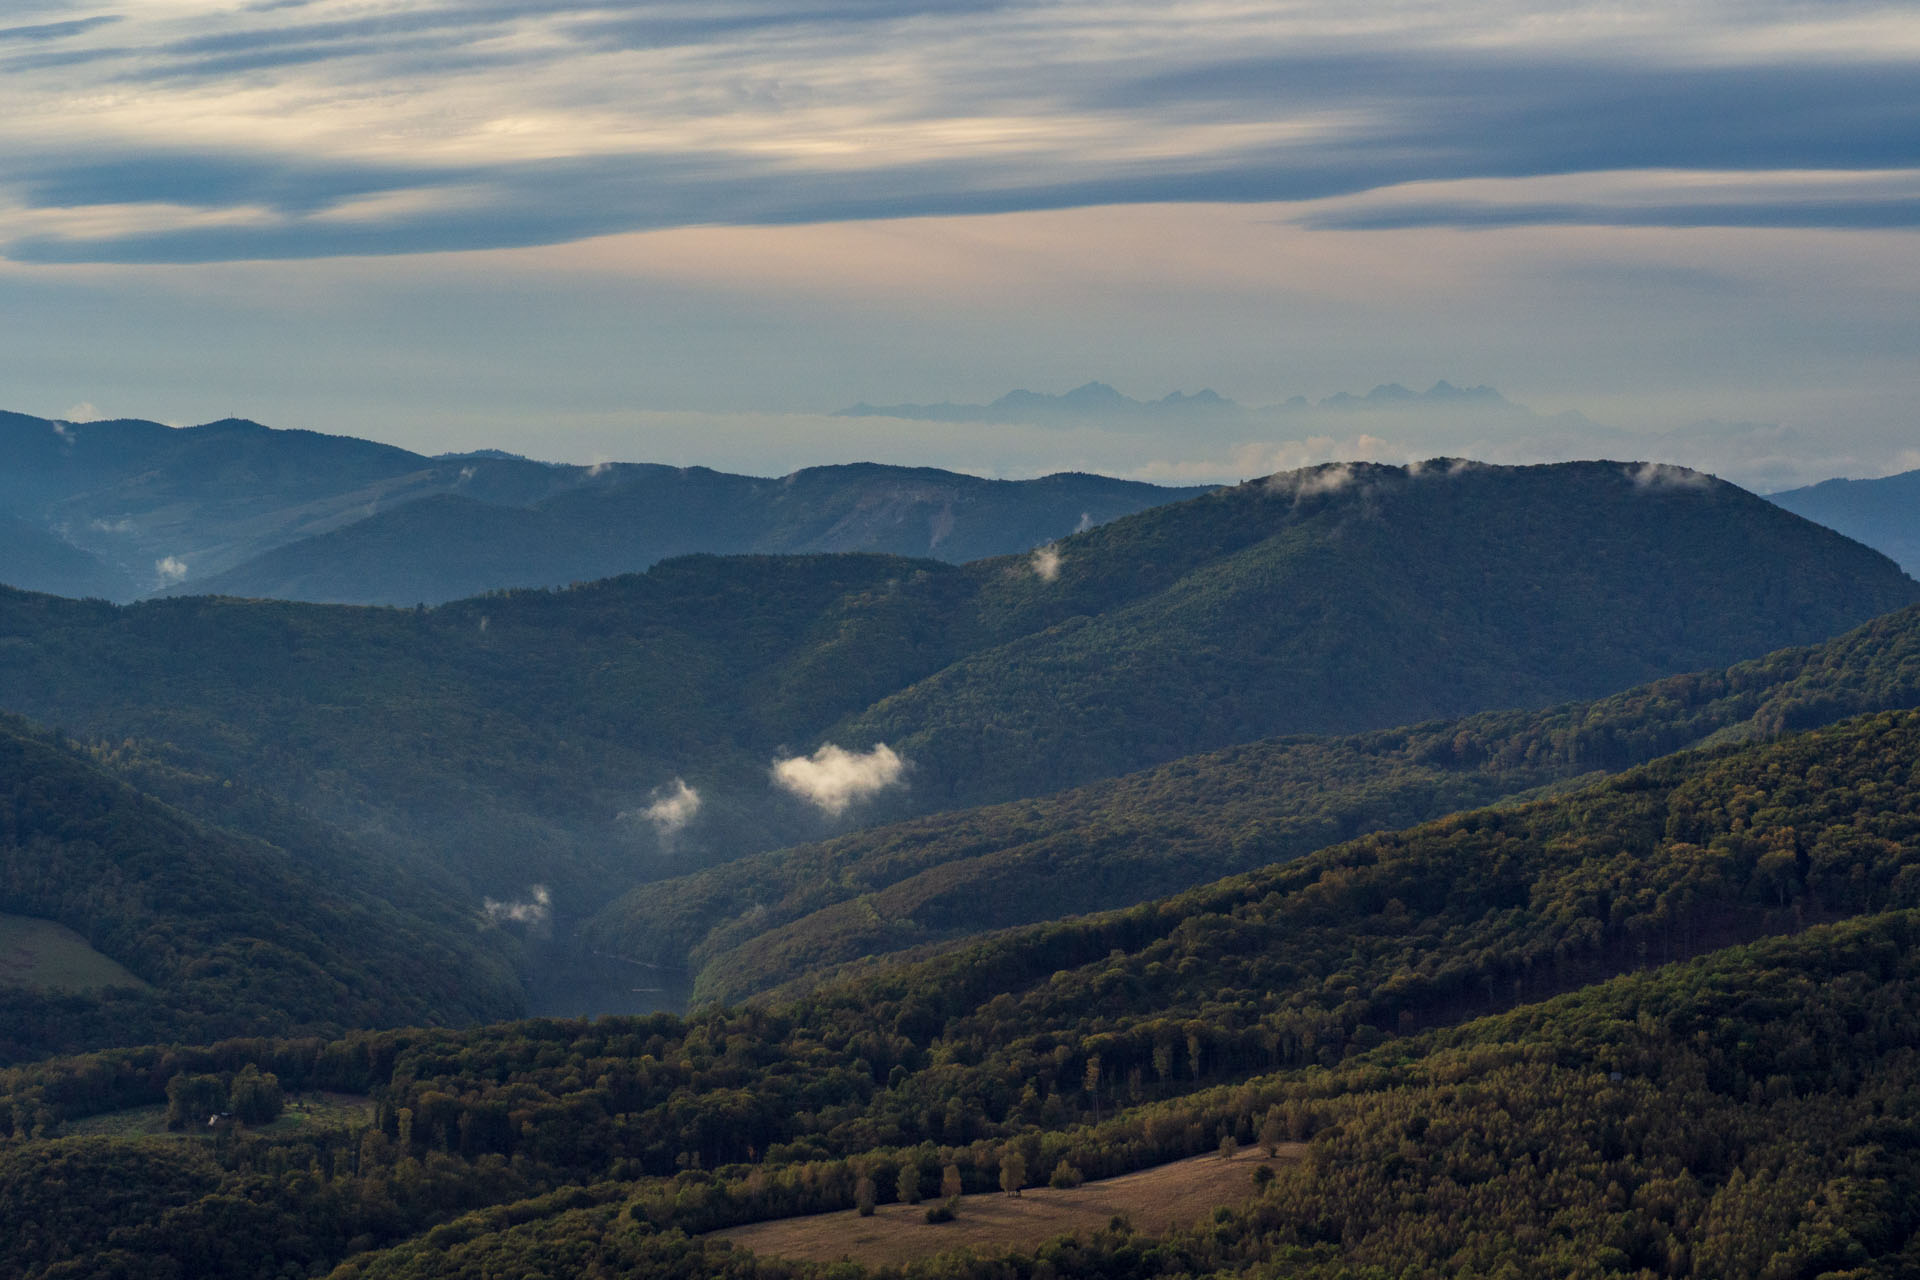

177,464,1209,605
0,716,523,1065
592,598,1920,1005
840,460,1920,810
0,409,1201,602
0,460,1905,931
7,708,1920,1277
1771,466,1920,575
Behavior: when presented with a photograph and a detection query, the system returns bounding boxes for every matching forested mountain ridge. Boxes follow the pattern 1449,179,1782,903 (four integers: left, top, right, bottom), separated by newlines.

0,458,1909,1011
0,409,1203,602
833,459,1920,810
587,526,1920,1010
0,715,524,1065
1771,465,1920,576
9,707,1920,1277
174,464,1211,606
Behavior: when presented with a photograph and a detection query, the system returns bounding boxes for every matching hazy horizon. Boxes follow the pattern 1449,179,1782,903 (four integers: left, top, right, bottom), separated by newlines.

3,1,1915,487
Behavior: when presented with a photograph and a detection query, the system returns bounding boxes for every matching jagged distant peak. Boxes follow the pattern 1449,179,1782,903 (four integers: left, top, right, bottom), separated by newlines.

835,382,1240,422
836,379,1514,422
1316,381,1510,409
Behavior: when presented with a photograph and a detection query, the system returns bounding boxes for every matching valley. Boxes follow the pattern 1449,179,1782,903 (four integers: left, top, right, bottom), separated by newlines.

4,435,1920,1278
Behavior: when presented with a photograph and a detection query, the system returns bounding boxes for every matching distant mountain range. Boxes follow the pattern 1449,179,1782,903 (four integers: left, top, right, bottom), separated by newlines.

1770,467,1920,576
7,403,1919,607
171,465,1210,606
0,456,1906,1014
0,410,1206,604
836,379,1518,424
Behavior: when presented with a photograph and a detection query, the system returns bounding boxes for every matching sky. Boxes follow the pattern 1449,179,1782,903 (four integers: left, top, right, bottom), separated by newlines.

3,0,1918,489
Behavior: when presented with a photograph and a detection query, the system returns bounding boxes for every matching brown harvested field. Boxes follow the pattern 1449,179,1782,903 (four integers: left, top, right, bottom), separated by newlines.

712,1144,1305,1267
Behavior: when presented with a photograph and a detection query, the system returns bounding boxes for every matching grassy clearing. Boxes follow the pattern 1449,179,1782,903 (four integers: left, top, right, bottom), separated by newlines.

0,914,146,993
713,1144,1306,1267
61,1091,375,1140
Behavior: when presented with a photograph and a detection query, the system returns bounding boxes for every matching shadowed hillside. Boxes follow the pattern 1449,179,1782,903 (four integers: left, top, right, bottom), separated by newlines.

0,716,523,1064
11,708,1920,1277
1770,466,1920,575
0,458,1908,1019
590,599,1920,1004
0,409,1204,602
173,464,1210,605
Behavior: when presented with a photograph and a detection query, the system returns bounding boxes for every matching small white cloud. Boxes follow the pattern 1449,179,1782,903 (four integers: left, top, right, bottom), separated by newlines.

1073,511,1093,533
772,742,906,816
1031,543,1062,581
155,556,188,585
1626,462,1713,491
623,777,702,838
61,403,96,424
1268,461,1358,498
90,517,135,534
482,884,551,928
458,465,476,482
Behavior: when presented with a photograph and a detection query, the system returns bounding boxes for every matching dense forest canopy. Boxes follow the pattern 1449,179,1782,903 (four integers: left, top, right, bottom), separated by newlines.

8,706,1920,1276
593,598,1920,1005
0,460,1904,924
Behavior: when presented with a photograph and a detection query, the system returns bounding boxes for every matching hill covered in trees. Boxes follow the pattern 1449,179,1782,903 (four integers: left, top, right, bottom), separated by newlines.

1771,465,1920,575
8,706,1920,1276
174,464,1209,606
589,577,1920,1009
835,460,1920,810
0,409,1202,602
0,459,1908,1012
0,716,523,1065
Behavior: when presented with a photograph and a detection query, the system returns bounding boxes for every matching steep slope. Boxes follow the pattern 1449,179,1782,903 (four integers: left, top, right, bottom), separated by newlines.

840,459,1920,810
10,708,1920,1279
591,599,1920,1004
0,461,1909,952
0,516,133,599
176,465,1209,605
1770,466,1920,575
0,556,987,908
0,408,1203,603
0,716,523,1064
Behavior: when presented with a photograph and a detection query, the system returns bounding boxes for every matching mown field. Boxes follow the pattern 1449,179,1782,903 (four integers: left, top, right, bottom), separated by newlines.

0,914,146,993
712,1144,1306,1267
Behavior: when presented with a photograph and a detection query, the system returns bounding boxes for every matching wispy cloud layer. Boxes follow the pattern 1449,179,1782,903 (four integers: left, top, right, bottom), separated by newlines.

4,1,1918,262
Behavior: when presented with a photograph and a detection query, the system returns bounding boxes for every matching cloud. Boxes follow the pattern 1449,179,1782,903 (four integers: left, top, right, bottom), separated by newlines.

1031,543,1061,581
61,402,96,422
482,883,551,928
5,9,1920,263
0,17,120,44
1267,461,1358,498
154,555,188,584
1625,462,1715,491
772,742,906,816
624,777,702,838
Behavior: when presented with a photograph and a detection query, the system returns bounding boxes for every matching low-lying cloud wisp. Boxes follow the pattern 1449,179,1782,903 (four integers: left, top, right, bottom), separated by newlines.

625,777,702,839
772,742,906,816
1031,543,1062,581
483,884,551,928
1626,461,1714,491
